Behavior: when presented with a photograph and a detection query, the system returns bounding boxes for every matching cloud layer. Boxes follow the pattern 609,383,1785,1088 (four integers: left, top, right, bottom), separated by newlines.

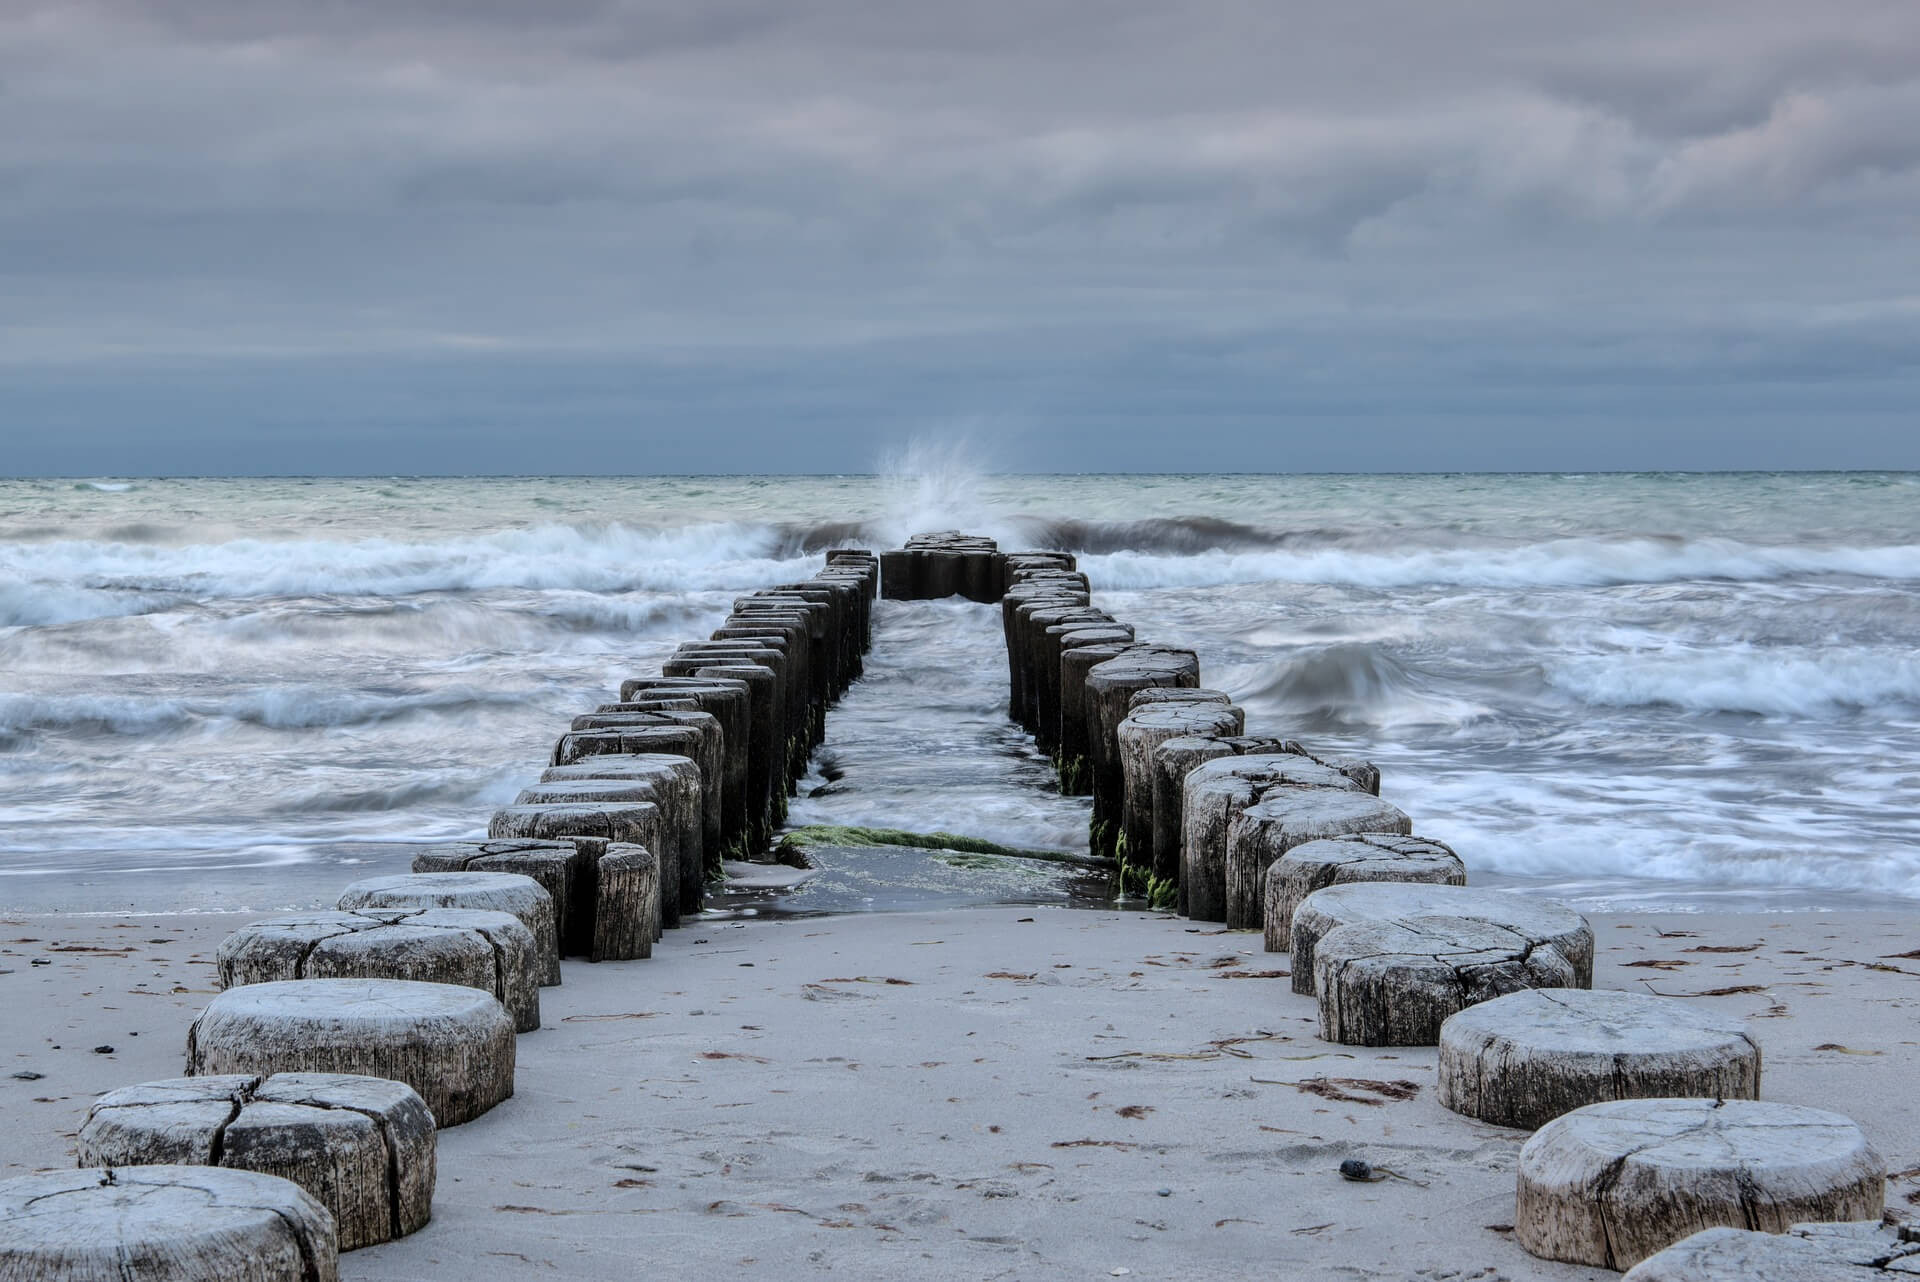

2,0,1917,470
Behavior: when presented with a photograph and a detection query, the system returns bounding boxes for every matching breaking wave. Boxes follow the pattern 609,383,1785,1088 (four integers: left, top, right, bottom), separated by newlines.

0,686,533,738
0,521,817,625
1549,647,1920,717
1078,537,1920,590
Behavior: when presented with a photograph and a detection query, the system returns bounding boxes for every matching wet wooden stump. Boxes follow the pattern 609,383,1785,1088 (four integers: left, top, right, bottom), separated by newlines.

188,978,516,1127
1314,916,1582,1046
601,678,750,850
0,1165,339,1282
488,801,670,939
216,908,541,1033
409,840,589,960
1084,646,1201,854
556,710,724,872
1516,1099,1886,1271
1056,640,1134,794
1115,698,1243,885
1291,881,1594,996
1437,988,1761,1130
1224,781,1409,930
338,871,559,986
1263,833,1464,952
1147,735,1292,913
1180,754,1364,923
1622,1220,1920,1280
77,1072,435,1251
514,779,695,928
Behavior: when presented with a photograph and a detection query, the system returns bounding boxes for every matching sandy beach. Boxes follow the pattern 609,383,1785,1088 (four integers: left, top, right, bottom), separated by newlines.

5,904,1915,1280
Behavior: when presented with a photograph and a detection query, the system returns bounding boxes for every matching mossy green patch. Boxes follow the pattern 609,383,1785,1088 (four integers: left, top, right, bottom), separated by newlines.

774,824,1111,869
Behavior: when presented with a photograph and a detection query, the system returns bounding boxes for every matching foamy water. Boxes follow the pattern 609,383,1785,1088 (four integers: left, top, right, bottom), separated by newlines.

3,470,1916,913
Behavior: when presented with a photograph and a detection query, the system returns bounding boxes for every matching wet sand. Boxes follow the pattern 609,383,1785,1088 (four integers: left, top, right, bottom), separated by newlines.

3,906,1916,1280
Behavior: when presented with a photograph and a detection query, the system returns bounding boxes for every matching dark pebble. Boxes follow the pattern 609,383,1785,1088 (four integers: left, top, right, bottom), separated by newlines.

30,959,50,966
11,1071,44,1081
1339,1158,1373,1182
92,1045,115,1055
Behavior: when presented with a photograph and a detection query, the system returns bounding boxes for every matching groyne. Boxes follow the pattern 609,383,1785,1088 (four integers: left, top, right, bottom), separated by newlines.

0,532,1896,1279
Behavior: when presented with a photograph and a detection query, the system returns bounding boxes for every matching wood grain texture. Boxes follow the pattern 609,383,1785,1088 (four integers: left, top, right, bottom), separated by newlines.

1224,790,1411,930
1291,881,1593,996
0,1165,339,1282
1180,755,1362,923
1263,834,1465,952
77,1073,435,1252
216,909,541,1033
1622,1221,1920,1280
338,872,560,987
1437,988,1760,1130
1516,1098,1886,1270
187,978,516,1127
1313,916,1580,1046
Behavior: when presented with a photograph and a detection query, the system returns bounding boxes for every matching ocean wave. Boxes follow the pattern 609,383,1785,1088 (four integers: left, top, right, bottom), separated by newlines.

0,520,819,621
0,582,187,628
1077,536,1920,590
1548,647,1920,716
0,685,533,737
1233,644,1492,729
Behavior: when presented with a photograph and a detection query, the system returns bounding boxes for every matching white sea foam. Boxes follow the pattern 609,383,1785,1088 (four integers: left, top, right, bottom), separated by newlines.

0,521,814,625
1078,537,1920,590
0,685,532,737
1548,647,1920,716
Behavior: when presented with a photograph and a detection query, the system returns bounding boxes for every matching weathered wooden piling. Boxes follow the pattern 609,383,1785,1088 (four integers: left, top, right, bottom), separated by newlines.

1085,645,1202,856
216,908,543,1033
339,871,561,987
1180,754,1366,923
1224,787,1412,930
1290,882,1594,997
187,978,517,1127
1515,1099,1885,1270
1150,734,1295,911
1115,697,1244,894
1262,833,1465,952
77,1073,437,1251
1437,989,1761,1130
0,1166,341,1281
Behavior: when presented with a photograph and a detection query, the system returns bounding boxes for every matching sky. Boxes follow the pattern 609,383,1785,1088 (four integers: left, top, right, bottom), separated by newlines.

2,0,1917,474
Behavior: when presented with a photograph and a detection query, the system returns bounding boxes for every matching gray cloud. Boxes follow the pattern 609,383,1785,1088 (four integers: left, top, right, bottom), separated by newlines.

0,0,1916,470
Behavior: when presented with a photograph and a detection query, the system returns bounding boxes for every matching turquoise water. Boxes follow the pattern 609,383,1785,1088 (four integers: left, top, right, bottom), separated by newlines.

3,468,1917,913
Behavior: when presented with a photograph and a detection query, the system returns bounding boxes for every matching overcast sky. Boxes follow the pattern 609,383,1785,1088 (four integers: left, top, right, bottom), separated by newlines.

2,0,1917,473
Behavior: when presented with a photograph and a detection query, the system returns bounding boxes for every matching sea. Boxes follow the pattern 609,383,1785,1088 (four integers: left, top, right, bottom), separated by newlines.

3,466,1917,916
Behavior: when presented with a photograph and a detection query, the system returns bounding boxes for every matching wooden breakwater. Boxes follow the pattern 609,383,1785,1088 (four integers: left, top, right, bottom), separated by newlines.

3,534,1895,1279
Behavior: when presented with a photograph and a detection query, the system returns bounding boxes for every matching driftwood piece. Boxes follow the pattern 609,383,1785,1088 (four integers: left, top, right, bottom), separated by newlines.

1115,700,1244,883
216,908,540,1033
1262,833,1465,952
1313,916,1580,1046
0,1165,339,1282
1291,881,1594,996
1181,755,1361,923
77,1072,435,1251
1438,988,1761,1130
338,871,559,987
1224,789,1411,930
1622,1221,1920,1281
1516,1099,1887,1271
187,978,516,1127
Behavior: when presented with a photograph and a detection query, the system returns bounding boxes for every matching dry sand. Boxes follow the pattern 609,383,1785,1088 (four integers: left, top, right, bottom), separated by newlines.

3,905,1917,1280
